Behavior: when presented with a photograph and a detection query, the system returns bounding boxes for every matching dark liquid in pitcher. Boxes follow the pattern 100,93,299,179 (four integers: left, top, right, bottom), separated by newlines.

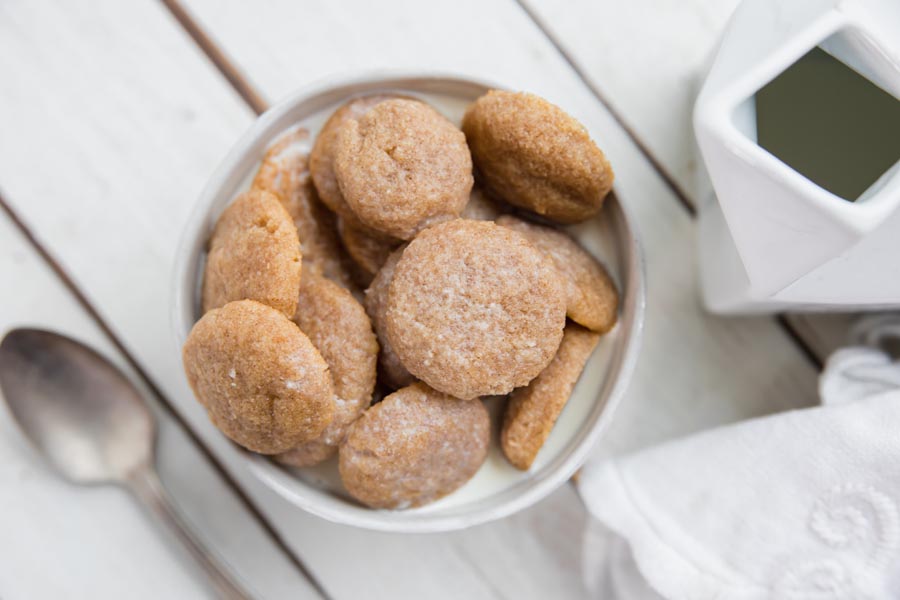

755,46,900,202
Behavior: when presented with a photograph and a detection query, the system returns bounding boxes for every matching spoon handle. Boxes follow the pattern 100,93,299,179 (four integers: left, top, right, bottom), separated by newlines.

126,465,255,600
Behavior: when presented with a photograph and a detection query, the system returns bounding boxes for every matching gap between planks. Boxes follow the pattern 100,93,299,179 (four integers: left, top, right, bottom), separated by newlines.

0,189,332,599
514,0,825,370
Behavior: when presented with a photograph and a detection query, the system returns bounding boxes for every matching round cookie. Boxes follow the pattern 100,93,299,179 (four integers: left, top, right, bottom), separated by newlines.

385,219,566,399
310,94,407,222
333,99,473,240
501,323,600,470
497,216,618,333
252,128,355,289
462,90,614,224
182,300,335,454
338,216,401,285
277,270,379,467
201,189,301,317
364,246,416,389
339,383,490,509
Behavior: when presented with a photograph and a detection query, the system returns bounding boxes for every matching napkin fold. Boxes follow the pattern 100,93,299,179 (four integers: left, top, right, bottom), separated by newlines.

579,316,900,600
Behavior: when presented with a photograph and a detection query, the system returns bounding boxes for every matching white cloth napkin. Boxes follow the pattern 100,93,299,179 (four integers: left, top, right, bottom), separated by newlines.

579,316,900,600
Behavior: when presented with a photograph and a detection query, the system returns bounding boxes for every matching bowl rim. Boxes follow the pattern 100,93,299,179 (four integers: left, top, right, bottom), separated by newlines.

171,71,646,533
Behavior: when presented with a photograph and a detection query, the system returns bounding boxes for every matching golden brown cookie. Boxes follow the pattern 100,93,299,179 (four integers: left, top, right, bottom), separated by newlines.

201,189,301,317
310,94,406,221
333,99,473,240
339,383,490,509
497,216,618,333
501,323,600,470
385,219,566,399
364,246,416,389
462,90,614,224
337,216,401,286
276,271,379,466
460,185,505,221
182,300,335,454
251,128,354,289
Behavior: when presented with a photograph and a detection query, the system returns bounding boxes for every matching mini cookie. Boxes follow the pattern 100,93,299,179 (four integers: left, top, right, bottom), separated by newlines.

201,189,301,317
182,300,335,454
501,323,600,470
385,219,566,399
338,216,401,285
460,185,505,221
364,246,416,389
310,94,406,221
497,216,618,333
339,383,490,509
462,90,614,224
333,99,473,240
276,270,378,466
252,128,354,289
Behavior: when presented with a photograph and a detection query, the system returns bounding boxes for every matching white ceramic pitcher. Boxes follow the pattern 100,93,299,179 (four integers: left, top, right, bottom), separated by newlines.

694,0,900,312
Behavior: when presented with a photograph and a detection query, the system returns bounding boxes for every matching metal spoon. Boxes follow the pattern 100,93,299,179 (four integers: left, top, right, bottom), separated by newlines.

0,328,253,600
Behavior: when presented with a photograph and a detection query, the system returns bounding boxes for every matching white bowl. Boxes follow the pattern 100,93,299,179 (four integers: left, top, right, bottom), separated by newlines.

172,73,645,532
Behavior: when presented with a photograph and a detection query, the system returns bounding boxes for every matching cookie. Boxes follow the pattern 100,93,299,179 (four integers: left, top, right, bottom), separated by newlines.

338,216,401,285
182,300,335,454
276,271,379,466
385,219,566,399
333,99,473,240
462,90,614,223
497,216,618,333
364,246,416,389
460,185,505,221
339,383,489,509
201,189,301,317
310,94,406,222
251,128,354,289
501,323,600,470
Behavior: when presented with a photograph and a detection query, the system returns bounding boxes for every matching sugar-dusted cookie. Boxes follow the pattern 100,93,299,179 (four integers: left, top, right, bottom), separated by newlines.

277,270,379,466
333,99,473,240
501,323,600,470
310,94,407,221
251,128,354,289
339,383,489,509
201,189,301,317
182,300,334,454
497,216,618,333
337,216,401,285
364,246,416,389
385,219,566,399
462,90,614,224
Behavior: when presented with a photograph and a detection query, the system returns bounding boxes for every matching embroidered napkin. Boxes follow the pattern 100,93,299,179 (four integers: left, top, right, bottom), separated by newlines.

579,316,900,599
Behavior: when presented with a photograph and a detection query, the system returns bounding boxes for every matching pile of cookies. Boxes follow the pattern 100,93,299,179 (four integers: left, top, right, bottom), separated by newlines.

182,90,619,510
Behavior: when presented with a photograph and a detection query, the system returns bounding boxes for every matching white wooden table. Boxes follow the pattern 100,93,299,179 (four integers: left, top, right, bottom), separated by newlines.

0,1,857,598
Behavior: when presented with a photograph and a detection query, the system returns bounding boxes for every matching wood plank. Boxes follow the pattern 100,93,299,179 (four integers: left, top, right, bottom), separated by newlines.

0,0,819,598
0,209,320,598
521,0,859,359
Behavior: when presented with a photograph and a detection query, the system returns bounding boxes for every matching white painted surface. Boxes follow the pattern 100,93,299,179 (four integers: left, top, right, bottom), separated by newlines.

0,0,839,597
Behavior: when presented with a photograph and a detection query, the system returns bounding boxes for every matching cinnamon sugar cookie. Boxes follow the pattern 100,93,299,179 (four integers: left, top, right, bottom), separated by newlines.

277,271,378,466
201,189,301,317
338,216,401,285
182,300,334,454
309,94,405,221
462,90,614,223
497,216,618,333
252,128,354,289
385,219,566,399
364,246,415,389
501,323,599,470
333,99,473,240
339,383,489,509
